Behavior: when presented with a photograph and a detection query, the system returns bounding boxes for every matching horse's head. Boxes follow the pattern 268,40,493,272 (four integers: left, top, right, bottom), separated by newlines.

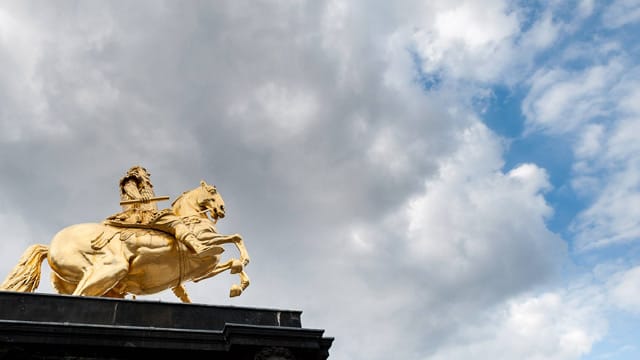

171,180,228,220
197,180,226,221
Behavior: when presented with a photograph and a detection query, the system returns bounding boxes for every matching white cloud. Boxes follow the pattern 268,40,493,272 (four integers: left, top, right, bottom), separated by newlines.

574,124,605,159
522,60,625,134
432,2,519,49
323,120,569,359
602,0,640,29
572,150,640,249
619,86,640,114
541,62,640,250
428,287,607,360
410,0,521,83
403,123,561,296
406,0,574,85
519,11,561,50
609,265,640,313
578,0,595,18
508,162,553,194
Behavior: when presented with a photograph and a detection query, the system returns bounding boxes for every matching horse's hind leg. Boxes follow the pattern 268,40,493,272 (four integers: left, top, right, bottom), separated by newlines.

72,258,129,298
51,273,76,295
103,289,126,299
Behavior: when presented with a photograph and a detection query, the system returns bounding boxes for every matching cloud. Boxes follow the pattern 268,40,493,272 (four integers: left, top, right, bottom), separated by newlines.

1,1,639,359
0,7,60,141
522,60,625,135
602,0,640,29
609,265,640,313
521,48,640,250
571,154,640,249
428,286,607,360
0,211,45,282
410,1,521,83
401,123,562,299
328,121,567,358
571,69,640,249
406,0,574,85
227,82,320,144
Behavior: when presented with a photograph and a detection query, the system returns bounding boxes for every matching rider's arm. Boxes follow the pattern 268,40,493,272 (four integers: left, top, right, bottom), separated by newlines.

122,179,143,200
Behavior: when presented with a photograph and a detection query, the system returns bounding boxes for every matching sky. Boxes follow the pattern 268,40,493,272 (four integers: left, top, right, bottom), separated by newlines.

1,1,639,359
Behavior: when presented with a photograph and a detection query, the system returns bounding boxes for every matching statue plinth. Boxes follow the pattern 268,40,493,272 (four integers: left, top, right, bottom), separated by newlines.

0,291,333,359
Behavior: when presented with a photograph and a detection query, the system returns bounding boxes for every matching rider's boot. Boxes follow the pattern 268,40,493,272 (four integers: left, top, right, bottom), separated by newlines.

182,233,207,255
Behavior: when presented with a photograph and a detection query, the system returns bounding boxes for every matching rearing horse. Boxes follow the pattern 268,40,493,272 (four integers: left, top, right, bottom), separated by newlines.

0,180,250,303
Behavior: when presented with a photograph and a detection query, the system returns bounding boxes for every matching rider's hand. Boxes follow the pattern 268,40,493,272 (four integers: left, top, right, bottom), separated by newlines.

141,195,150,203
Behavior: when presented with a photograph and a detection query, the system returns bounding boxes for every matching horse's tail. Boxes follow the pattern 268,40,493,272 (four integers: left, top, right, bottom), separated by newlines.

0,244,49,292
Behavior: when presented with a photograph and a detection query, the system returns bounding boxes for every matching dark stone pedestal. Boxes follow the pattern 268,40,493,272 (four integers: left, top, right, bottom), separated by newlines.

0,291,333,359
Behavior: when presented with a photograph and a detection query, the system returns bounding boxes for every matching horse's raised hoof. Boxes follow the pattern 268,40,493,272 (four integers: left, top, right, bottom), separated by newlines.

230,259,243,274
229,284,242,297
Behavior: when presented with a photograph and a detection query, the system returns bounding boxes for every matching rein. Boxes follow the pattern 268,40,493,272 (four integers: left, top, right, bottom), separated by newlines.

176,233,187,287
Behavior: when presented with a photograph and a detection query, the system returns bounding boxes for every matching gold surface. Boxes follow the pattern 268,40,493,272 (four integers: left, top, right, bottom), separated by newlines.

0,168,250,302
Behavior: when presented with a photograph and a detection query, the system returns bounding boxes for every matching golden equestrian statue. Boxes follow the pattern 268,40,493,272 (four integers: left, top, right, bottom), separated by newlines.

0,166,250,303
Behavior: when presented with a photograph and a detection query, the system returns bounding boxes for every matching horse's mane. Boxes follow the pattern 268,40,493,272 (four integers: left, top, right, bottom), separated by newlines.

171,191,190,207
171,182,214,208
171,191,187,206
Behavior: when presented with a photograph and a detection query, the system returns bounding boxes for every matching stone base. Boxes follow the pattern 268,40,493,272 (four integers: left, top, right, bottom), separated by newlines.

0,291,333,359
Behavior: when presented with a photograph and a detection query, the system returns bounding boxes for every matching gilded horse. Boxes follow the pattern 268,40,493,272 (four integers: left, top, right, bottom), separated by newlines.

0,180,250,303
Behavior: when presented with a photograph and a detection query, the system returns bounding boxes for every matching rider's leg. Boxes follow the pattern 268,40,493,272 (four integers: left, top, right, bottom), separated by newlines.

171,222,208,255
183,233,207,254
149,214,206,254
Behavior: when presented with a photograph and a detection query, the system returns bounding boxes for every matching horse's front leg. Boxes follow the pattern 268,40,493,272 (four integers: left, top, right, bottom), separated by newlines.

229,270,250,297
202,233,250,265
233,236,250,266
192,259,250,297
193,259,235,282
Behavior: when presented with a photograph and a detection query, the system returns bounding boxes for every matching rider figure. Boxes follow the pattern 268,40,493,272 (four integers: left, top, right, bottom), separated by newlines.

106,166,207,254
114,165,157,224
